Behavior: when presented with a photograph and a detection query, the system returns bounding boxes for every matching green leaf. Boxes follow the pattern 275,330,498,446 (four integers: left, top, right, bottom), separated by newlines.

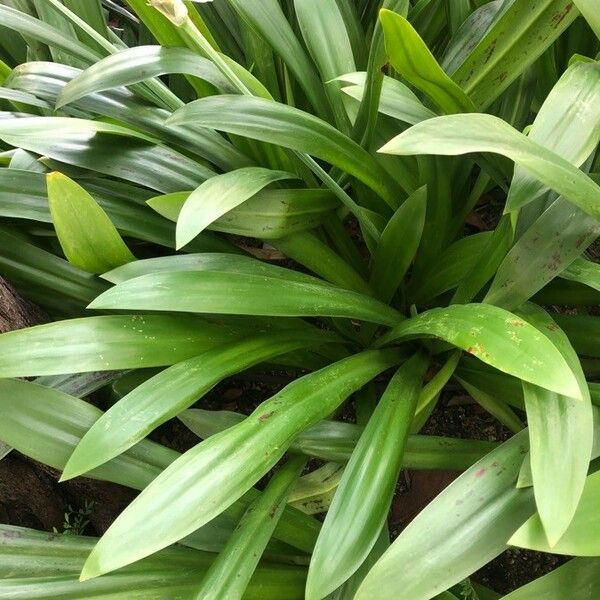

0,377,320,554
289,462,344,514
7,60,251,171
0,169,232,253
369,185,426,302
271,230,372,294
227,0,332,120
149,188,338,240
80,349,401,579
0,378,177,490
194,456,306,600
0,524,307,600
441,2,502,75
517,405,600,488
0,315,238,377
0,115,215,193
410,232,493,304
176,167,297,249
377,303,581,399
554,314,600,358
517,303,593,546
379,113,600,221
452,216,513,305
294,0,355,130
346,0,409,149
307,352,428,599
340,72,437,125
167,95,399,209
573,0,600,38
485,200,600,310
448,0,579,109
0,85,50,108
509,469,600,556
456,375,525,434
63,0,109,41
56,45,236,109
501,557,600,599
101,252,334,286
180,408,499,469
47,172,135,274
32,0,83,68
561,257,600,292
88,270,401,326
0,226,107,316
62,330,337,480
0,4,99,65
355,431,534,599
412,351,461,431
505,61,600,217
380,9,476,113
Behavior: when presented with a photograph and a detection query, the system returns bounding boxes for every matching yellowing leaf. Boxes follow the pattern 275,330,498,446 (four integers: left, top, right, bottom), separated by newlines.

47,172,134,273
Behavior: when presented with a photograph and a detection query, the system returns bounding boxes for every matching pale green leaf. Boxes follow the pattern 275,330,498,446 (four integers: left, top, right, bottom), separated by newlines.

47,172,135,273
307,352,428,599
175,167,297,249
380,9,475,114
377,303,581,399
380,113,600,221
88,270,401,325
80,349,401,579
355,431,534,599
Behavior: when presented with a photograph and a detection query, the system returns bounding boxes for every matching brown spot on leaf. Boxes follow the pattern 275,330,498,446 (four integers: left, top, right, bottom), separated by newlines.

551,3,574,27
483,39,497,64
258,411,274,423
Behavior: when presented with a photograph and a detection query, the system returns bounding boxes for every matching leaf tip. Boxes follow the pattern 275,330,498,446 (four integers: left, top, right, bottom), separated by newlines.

54,91,68,110
79,554,101,582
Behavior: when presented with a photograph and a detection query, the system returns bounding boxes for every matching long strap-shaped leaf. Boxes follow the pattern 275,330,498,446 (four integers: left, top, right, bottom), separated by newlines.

89,270,401,326
294,0,356,131
380,9,475,114
340,72,437,125
500,557,600,600
0,378,321,554
0,525,307,600
573,0,600,38
80,349,401,579
101,252,337,286
505,60,600,217
517,304,593,546
47,172,135,273
379,113,600,221
167,95,399,209
509,469,600,556
226,0,332,121
175,167,297,249
485,199,600,309
0,4,100,65
369,185,426,302
355,431,534,599
193,456,306,600
7,61,251,171
307,352,428,599
180,408,499,469
448,0,578,109
376,303,581,398
56,45,237,108
61,330,338,480
0,115,215,192
0,315,239,377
